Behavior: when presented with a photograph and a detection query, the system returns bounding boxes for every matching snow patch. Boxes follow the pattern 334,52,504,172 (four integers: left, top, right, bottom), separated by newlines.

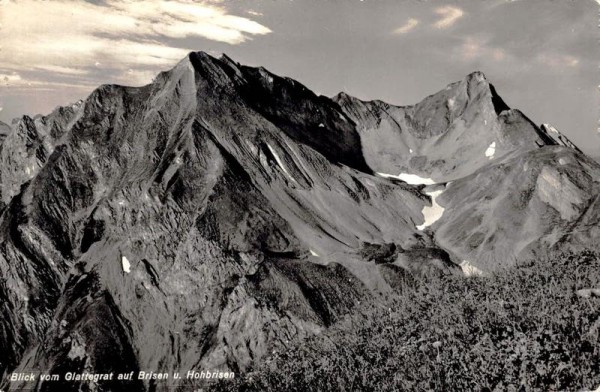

310,249,319,257
266,143,296,182
318,123,325,128
259,68,274,84
376,172,435,185
409,148,413,154
543,123,560,134
485,142,496,159
121,256,131,273
558,158,567,165
460,260,483,276
24,163,37,177
416,189,444,230
448,98,455,109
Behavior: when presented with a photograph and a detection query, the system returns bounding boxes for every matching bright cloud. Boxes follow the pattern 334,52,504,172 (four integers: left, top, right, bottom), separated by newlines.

433,6,464,29
0,0,271,88
393,18,419,34
1,73,23,85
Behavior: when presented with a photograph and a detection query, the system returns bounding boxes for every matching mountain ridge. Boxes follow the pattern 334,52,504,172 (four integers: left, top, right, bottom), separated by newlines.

0,51,598,392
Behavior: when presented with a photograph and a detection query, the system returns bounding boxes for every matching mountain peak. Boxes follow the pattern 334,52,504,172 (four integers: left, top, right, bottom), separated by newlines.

219,52,239,65
465,70,488,83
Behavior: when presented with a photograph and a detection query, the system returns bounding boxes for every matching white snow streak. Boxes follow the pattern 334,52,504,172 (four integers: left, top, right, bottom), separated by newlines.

376,172,435,185
310,249,319,257
543,123,560,134
485,142,496,159
121,256,131,273
267,143,296,182
416,189,444,230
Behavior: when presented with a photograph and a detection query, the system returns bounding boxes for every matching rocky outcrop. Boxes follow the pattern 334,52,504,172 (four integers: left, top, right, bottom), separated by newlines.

539,123,583,152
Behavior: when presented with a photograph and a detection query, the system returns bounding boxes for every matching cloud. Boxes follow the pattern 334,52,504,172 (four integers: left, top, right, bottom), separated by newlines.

393,18,419,34
33,65,91,76
0,70,97,90
433,6,464,29
537,53,580,68
456,37,509,63
0,0,272,89
459,37,486,60
1,73,23,85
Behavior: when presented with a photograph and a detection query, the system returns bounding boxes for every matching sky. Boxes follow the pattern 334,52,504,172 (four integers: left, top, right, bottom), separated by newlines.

1,0,598,156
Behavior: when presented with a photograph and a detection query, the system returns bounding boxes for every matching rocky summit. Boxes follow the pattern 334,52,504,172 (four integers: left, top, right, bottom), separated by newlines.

0,51,598,391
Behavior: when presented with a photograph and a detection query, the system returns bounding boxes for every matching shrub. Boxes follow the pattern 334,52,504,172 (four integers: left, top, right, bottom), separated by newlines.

210,251,600,391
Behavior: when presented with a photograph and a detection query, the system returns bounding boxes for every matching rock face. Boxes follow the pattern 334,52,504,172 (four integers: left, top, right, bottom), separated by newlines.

0,51,598,391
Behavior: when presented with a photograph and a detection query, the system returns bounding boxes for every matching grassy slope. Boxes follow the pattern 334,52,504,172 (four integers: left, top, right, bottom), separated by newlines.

210,251,600,391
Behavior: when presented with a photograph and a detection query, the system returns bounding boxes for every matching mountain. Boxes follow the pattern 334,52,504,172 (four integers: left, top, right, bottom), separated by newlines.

334,72,568,182
334,76,600,270
0,51,598,391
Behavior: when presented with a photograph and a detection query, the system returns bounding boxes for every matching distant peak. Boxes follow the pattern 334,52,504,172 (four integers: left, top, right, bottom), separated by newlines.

465,71,488,83
331,91,374,106
187,50,221,69
332,91,353,102
189,50,215,60
461,71,509,114
219,52,240,68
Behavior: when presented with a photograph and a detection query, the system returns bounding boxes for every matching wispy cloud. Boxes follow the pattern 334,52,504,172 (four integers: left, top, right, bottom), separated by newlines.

0,0,272,88
537,53,580,68
433,6,464,29
33,65,91,76
456,37,509,63
393,18,419,34
1,73,23,85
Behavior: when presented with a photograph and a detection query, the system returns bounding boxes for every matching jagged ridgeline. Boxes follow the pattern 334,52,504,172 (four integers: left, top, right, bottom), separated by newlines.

0,51,599,391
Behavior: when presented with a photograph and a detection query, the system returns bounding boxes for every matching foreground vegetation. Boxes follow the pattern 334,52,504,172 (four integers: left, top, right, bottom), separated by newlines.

212,251,599,391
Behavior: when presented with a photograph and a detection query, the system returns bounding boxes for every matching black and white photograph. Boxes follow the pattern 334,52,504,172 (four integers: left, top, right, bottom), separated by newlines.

0,0,599,391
